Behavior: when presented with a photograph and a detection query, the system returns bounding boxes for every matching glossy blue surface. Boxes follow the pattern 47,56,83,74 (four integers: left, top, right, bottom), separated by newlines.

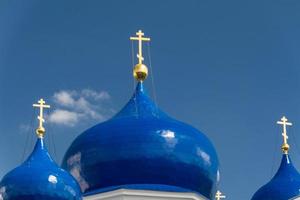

0,138,82,200
252,154,300,200
62,82,219,199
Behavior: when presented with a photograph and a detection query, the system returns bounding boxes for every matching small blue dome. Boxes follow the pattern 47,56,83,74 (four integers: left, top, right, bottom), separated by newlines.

0,138,82,200
252,154,300,200
62,82,219,199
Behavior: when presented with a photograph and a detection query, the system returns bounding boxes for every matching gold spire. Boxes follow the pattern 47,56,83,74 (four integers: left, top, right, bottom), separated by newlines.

33,98,50,138
277,116,292,154
215,190,226,200
130,30,151,81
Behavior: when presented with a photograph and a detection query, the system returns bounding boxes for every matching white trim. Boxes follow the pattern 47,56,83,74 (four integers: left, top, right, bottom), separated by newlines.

290,196,300,200
84,189,208,200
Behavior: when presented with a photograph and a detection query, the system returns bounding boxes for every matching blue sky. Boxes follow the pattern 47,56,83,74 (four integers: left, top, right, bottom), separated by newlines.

1,0,300,199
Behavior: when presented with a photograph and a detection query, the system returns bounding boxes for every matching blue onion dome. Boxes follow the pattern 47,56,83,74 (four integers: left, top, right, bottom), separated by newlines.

252,154,300,200
252,116,300,200
0,99,82,200
62,81,220,199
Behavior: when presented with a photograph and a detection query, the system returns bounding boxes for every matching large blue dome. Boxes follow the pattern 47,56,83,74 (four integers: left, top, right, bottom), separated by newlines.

0,138,82,200
252,154,300,200
62,82,219,199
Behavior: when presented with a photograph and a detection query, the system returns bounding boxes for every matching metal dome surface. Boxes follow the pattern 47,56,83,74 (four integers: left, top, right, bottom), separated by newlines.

251,154,300,200
62,82,219,199
0,138,82,200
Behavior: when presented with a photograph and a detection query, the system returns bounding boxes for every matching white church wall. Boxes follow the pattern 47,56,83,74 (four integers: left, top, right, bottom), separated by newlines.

290,196,300,200
83,189,208,200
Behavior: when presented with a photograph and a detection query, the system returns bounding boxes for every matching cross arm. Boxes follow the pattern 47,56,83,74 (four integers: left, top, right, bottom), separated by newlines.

33,104,50,108
130,37,151,41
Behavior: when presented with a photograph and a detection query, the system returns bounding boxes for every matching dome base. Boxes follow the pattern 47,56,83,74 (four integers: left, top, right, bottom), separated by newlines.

84,185,208,200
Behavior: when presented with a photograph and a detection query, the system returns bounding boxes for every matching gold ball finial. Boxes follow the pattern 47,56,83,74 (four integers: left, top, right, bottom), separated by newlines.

133,63,148,81
36,127,45,138
282,143,290,154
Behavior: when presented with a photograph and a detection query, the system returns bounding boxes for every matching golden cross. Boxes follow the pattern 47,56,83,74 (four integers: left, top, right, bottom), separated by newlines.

130,30,151,64
33,98,50,137
277,116,292,153
215,190,226,200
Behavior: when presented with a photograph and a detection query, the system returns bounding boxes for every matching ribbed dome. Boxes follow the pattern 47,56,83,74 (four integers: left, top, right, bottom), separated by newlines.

0,138,82,200
251,154,300,200
62,82,219,199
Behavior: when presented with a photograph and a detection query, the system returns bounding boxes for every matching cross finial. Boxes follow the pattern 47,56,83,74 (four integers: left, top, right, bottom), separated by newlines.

215,190,226,200
33,98,50,138
277,116,292,154
130,30,151,65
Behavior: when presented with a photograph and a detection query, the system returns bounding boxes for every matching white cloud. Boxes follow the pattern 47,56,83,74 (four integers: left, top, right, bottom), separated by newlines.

81,89,110,100
53,91,76,107
48,89,112,127
48,109,79,126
